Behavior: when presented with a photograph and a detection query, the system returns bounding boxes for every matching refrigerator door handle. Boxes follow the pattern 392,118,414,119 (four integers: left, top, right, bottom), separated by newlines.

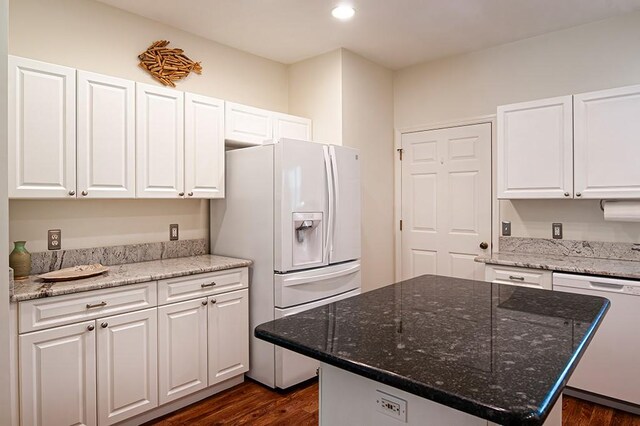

329,146,340,262
323,146,334,264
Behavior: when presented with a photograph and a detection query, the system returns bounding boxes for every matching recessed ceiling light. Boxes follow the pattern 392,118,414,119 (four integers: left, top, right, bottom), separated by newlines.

331,5,355,21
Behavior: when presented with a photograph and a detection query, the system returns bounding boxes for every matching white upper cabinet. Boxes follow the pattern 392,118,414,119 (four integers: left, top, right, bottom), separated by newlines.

497,96,574,199
574,84,640,199
8,56,77,198
136,83,185,198
185,93,225,199
273,112,312,141
77,71,135,198
225,102,273,146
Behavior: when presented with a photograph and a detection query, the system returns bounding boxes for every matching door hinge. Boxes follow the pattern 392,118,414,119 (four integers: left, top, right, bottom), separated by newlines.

397,148,403,161
399,220,403,231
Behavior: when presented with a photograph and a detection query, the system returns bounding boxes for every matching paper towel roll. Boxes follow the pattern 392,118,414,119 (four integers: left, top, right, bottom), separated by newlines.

603,201,640,222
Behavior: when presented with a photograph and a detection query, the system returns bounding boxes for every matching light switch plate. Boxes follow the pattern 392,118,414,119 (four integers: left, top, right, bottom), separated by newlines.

501,221,511,236
170,224,179,241
552,223,563,239
48,229,61,250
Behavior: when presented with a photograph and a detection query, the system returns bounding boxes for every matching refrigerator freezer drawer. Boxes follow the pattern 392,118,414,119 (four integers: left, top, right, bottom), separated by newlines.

274,260,361,308
274,288,361,388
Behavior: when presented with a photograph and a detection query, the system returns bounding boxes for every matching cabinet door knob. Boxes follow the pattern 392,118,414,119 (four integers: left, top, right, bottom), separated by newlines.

188,192,194,197
178,192,185,197
101,322,108,328
68,190,76,196
202,300,208,306
87,324,95,331
576,192,582,197
81,190,88,196
564,192,570,197
211,299,217,304
479,242,488,250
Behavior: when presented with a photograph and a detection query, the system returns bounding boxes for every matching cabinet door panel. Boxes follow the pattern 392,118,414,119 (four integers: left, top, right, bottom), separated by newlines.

9,56,76,198
136,83,184,198
208,289,249,385
574,84,640,199
273,113,312,141
225,102,272,146
77,71,135,198
19,321,96,426
185,93,225,198
158,298,208,404
497,96,573,199
97,308,158,425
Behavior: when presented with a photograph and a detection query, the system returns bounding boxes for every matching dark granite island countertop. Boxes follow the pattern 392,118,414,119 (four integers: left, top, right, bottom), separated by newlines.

255,275,609,426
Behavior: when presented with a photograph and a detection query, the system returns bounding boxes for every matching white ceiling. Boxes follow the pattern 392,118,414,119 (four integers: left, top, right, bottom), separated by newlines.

97,0,640,69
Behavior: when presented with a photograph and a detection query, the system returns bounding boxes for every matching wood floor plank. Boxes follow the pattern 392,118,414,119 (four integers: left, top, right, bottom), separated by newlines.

146,379,640,425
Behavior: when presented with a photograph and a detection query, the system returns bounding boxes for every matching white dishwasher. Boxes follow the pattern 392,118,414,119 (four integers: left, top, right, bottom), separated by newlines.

554,272,640,408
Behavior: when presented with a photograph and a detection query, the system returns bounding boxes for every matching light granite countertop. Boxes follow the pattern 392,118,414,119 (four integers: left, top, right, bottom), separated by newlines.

476,252,640,280
11,255,252,302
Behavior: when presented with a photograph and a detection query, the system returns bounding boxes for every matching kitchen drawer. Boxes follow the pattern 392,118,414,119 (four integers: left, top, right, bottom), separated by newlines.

19,282,157,333
158,268,248,305
485,265,552,290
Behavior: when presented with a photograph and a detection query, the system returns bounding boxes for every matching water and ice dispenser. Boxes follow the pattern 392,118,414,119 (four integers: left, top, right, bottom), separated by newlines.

292,212,323,267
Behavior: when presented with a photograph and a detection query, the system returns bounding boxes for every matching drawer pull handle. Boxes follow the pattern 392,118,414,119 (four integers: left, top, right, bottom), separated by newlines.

509,275,525,281
101,322,108,328
86,301,107,309
87,325,95,331
201,282,217,288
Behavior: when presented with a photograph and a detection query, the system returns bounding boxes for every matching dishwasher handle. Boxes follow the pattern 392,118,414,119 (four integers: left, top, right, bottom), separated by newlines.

588,281,625,291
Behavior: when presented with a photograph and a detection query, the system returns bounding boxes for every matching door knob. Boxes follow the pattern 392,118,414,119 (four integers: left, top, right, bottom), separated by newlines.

101,322,108,328
87,324,95,331
68,190,76,196
202,300,207,306
479,242,489,250
81,190,88,196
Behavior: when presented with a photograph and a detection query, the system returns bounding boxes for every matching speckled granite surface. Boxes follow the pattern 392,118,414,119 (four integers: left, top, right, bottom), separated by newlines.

29,238,209,275
476,252,640,280
11,255,251,302
499,237,640,262
256,275,609,426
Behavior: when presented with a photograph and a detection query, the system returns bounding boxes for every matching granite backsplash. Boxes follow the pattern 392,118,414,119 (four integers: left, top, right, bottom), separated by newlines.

499,236,640,262
29,238,209,275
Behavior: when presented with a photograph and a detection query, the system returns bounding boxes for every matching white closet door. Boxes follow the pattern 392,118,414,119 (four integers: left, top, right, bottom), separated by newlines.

136,83,184,198
158,298,208,404
77,71,135,198
8,56,76,198
497,96,573,199
19,321,97,426
574,84,640,199
184,93,225,198
96,308,158,425
208,289,249,385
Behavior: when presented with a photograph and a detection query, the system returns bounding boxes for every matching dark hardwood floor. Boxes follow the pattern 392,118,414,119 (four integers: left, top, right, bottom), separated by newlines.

146,379,640,425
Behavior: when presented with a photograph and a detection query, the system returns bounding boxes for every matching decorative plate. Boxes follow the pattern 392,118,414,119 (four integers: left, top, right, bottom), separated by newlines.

38,264,109,282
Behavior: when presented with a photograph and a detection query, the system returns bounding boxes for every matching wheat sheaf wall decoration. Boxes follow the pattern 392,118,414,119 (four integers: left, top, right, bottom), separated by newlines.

138,40,202,87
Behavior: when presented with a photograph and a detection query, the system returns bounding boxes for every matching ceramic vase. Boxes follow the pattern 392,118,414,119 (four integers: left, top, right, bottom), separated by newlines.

9,241,31,280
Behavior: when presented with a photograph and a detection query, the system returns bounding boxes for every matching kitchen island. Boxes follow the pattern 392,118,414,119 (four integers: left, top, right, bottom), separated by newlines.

255,275,609,426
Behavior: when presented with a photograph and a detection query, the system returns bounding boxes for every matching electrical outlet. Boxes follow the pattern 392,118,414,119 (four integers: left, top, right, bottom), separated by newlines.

170,224,179,241
552,223,563,239
376,390,407,422
48,229,61,250
501,221,511,236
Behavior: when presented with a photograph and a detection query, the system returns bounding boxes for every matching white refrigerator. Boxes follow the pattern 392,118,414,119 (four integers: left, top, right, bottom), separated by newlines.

211,138,361,388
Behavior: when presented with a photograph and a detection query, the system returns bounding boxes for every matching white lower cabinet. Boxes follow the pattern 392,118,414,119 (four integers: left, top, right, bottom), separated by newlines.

158,298,208,404
208,289,250,385
97,308,158,425
19,320,97,426
485,264,553,290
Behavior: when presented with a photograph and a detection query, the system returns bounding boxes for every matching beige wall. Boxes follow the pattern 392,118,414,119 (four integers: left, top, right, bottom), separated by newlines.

0,0,11,422
8,0,289,251
394,11,640,243
288,49,343,145
341,50,395,291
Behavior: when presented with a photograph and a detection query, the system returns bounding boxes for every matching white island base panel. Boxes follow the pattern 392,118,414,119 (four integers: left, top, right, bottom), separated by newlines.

318,363,561,426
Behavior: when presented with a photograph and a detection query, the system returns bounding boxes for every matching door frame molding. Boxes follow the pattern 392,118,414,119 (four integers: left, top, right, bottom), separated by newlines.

394,114,498,281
